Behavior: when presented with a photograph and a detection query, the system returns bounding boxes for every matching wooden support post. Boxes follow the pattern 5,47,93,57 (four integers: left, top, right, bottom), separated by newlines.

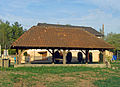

16,49,18,64
63,50,66,64
18,49,22,64
81,50,86,55
88,52,89,62
52,49,55,64
85,50,89,64
102,50,106,64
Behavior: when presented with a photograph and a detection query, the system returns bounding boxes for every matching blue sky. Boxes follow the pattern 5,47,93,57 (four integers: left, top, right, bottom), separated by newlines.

0,0,120,34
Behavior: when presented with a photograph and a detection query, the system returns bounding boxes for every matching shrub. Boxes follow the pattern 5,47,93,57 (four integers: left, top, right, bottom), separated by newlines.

8,49,16,55
24,52,28,56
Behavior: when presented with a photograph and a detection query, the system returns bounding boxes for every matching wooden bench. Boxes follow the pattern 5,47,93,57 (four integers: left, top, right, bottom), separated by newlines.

55,58,63,61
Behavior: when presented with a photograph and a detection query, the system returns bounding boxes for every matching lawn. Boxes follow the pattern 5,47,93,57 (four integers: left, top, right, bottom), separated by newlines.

0,62,120,87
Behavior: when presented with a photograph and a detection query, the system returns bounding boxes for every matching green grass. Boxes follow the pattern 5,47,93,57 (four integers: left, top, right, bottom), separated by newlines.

94,76,120,87
1,66,102,74
0,62,120,87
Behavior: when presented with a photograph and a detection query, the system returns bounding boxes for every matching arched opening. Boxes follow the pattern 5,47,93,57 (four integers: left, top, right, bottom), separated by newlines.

54,51,60,63
89,52,93,63
66,52,72,63
77,52,83,63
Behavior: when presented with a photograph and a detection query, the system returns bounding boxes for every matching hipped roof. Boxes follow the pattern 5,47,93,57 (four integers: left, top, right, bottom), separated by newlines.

11,25,114,50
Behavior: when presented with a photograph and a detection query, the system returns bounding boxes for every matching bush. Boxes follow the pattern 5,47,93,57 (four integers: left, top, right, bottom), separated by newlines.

24,52,28,56
105,55,112,62
1,49,16,55
8,49,16,55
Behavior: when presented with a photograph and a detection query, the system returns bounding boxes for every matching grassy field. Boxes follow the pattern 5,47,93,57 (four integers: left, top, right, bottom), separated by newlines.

0,61,120,87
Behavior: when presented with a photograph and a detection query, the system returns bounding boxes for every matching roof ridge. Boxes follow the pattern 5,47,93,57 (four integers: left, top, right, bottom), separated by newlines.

37,23,103,36
37,23,90,28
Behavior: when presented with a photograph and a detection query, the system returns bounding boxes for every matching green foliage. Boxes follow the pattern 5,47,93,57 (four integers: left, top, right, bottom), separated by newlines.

105,55,112,62
94,76,120,87
24,52,28,56
0,49,16,55
8,49,16,55
0,20,26,49
105,32,120,50
65,24,72,26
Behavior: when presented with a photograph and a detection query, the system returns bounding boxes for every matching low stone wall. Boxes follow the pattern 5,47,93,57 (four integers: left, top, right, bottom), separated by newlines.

14,64,106,68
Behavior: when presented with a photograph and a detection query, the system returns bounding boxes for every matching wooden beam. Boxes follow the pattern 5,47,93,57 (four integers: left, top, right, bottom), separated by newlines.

81,50,86,55
52,49,55,64
47,49,52,55
63,50,66,64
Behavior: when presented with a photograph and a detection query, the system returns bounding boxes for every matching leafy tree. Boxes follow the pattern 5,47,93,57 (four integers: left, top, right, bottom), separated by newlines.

0,21,10,48
0,20,25,49
10,22,24,42
105,32,120,50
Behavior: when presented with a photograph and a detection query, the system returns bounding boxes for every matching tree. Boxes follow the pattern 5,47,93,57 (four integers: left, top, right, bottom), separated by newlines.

10,22,24,43
105,32,120,50
0,20,25,49
0,21,11,48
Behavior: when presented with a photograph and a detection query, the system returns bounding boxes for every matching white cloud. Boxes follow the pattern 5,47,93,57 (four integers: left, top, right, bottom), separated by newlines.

0,0,120,34
77,9,120,34
51,9,120,34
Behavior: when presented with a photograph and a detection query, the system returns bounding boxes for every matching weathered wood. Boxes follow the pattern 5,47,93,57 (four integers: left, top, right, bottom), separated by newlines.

63,50,66,64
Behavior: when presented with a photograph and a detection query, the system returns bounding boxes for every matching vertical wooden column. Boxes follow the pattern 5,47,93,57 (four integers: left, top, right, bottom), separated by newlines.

85,50,89,64
63,50,66,64
18,49,22,64
16,49,18,64
34,49,35,61
52,49,55,64
102,50,106,64
88,52,89,62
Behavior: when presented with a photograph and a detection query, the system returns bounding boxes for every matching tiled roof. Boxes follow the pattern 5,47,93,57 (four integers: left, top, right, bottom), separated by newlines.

37,23,103,36
11,25,113,49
